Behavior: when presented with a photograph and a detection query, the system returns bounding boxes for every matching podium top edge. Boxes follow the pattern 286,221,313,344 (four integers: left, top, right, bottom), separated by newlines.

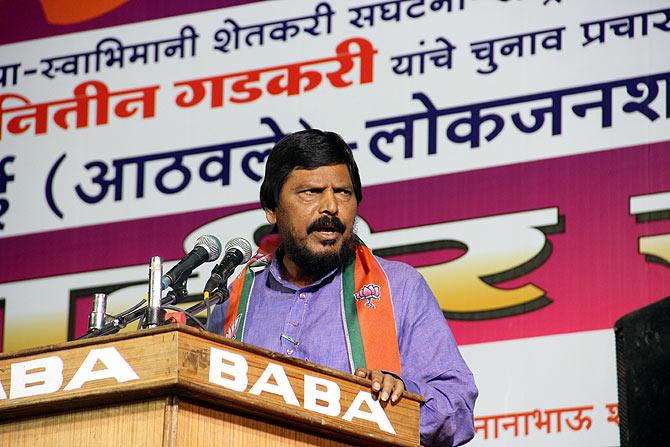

0,323,424,403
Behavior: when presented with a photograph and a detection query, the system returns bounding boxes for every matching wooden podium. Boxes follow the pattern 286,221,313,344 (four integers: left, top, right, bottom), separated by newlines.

0,325,421,446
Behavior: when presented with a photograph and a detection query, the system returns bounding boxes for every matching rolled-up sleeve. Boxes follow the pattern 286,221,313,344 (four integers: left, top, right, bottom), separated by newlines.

396,270,478,446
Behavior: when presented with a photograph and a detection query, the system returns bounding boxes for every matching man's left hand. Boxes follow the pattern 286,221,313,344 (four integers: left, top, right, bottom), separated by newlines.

355,368,405,403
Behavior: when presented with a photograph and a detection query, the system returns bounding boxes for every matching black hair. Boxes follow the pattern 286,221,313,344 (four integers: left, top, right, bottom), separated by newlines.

260,129,363,210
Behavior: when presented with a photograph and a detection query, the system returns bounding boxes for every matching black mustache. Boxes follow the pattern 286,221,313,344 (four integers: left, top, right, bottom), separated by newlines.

307,216,346,234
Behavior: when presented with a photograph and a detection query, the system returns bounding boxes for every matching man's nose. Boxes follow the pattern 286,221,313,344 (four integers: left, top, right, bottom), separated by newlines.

319,189,338,215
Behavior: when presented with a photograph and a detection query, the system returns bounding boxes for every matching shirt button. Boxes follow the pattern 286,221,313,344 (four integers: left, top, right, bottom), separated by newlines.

299,293,306,300
286,348,294,355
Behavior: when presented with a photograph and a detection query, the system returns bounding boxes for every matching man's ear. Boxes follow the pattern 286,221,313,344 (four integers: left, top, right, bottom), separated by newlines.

264,207,277,225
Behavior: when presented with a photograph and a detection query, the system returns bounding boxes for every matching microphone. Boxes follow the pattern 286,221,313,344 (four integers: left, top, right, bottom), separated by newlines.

162,235,222,289
204,237,253,294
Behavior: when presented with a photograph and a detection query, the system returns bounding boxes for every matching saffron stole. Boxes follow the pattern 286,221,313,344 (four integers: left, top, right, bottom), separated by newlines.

223,241,402,374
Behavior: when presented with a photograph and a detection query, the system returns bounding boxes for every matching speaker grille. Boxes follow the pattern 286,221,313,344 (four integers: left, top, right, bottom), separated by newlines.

614,297,670,447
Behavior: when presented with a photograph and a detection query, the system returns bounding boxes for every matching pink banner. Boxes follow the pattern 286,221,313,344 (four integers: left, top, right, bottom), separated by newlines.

1,142,668,346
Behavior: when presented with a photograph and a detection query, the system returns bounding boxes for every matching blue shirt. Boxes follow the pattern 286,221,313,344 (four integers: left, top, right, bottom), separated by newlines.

207,255,477,446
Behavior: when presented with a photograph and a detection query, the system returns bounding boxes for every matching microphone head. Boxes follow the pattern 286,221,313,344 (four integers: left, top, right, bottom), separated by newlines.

195,235,222,262
225,237,253,264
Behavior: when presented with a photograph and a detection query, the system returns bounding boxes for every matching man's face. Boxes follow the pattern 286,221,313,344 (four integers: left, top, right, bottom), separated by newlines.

265,163,358,274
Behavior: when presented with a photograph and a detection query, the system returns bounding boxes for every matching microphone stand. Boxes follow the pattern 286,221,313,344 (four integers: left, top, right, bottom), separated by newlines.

79,247,236,340
79,282,227,339
144,256,165,328
78,290,178,339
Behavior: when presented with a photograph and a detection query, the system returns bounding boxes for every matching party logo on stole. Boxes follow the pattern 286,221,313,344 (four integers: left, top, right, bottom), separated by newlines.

225,314,242,340
355,284,381,309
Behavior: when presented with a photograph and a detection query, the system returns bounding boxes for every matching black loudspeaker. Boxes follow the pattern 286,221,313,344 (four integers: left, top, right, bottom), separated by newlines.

614,297,670,447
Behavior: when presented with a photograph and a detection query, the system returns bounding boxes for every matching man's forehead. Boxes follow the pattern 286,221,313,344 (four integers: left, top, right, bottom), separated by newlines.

285,164,353,185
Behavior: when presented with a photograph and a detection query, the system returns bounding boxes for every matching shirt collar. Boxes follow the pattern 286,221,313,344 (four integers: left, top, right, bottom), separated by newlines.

267,255,340,292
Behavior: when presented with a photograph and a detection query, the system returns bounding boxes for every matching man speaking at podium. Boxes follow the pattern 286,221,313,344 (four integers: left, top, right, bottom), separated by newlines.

207,129,477,446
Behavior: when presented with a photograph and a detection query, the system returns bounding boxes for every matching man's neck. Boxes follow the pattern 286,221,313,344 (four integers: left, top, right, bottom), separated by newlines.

280,255,321,288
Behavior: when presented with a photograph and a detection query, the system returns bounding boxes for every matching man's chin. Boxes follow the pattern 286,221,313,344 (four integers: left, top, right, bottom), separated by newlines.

278,229,357,277
306,241,342,256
